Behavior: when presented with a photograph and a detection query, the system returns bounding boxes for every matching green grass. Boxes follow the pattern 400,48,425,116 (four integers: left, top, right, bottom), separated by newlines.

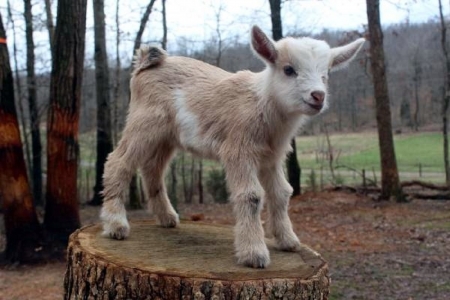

296,131,446,185
336,133,443,172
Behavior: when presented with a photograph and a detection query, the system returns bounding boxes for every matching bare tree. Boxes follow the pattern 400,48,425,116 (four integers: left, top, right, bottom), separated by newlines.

44,0,55,51
44,0,88,240
268,0,301,196
268,0,283,41
366,0,403,201
89,0,113,206
411,47,422,131
0,12,41,263
132,0,157,56
198,160,204,204
24,0,43,206
169,160,178,208
161,0,167,50
6,0,31,176
438,0,450,186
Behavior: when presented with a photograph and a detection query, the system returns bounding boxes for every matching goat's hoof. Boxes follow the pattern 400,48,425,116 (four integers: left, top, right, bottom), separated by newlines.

109,226,130,240
237,247,271,268
158,212,179,228
102,221,130,240
276,235,302,252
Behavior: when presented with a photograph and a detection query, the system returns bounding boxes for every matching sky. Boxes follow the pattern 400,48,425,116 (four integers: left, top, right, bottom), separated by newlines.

0,0,446,72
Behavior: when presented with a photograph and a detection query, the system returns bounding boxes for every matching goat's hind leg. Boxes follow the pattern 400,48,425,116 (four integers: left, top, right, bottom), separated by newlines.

101,137,139,239
141,142,179,228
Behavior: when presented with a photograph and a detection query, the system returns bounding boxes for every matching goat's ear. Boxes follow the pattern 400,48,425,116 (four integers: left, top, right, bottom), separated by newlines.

330,38,365,72
251,25,278,64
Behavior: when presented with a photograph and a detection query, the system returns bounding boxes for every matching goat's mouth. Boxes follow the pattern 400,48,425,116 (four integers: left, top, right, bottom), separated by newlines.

303,100,323,111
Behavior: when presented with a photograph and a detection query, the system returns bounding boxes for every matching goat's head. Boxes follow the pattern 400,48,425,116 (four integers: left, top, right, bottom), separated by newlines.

251,25,365,116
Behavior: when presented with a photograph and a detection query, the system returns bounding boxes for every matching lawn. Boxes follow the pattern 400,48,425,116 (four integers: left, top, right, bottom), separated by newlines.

295,131,446,186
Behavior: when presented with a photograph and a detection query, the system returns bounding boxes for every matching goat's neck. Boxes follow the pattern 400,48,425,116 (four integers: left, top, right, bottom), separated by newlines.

254,71,304,152
255,70,302,127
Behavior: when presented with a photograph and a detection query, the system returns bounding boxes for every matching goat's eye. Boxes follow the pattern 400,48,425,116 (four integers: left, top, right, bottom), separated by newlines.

283,66,296,77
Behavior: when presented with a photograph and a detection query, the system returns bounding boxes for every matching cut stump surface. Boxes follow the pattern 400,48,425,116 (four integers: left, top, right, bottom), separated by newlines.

64,221,329,299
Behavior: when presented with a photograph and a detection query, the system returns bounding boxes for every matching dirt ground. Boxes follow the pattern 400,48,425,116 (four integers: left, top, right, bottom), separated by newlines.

1,191,450,300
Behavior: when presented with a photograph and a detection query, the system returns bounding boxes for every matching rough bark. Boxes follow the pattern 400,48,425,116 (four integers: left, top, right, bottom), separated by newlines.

90,0,113,206
0,12,42,263
269,0,302,196
44,0,87,241
64,221,329,300
438,0,450,186
24,0,43,206
7,0,32,179
366,0,403,201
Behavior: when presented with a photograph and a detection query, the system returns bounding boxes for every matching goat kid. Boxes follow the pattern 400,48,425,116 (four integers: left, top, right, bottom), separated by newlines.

101,25,365,268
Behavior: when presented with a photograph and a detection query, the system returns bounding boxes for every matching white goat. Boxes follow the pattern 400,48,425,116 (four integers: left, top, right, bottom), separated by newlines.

101,25,365,268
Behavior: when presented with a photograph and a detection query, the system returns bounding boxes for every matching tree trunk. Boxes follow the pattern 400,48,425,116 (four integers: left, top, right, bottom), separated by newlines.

269,0,283,41
0,12,42,263
412,54,422,132
366,0,403,201
128,174,142,210
90,0,113,206
287,139,302,195
198,159,204,204
161,0,167,50
44,0,55,52
268,0,301,196
44,0,87,242
438,0,450,186
169,160,178,209
7,0,32,180
64,221,329,299
24,0,43,206
189,157,195,202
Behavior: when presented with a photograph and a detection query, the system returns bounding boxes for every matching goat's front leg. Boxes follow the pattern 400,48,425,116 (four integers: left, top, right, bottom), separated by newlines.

224,160,269,268
259,163,301,252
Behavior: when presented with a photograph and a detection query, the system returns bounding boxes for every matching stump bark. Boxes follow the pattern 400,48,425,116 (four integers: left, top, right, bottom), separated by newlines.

64,221,329,299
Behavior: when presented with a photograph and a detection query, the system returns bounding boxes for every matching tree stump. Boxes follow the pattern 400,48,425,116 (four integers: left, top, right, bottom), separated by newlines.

64,221,329,299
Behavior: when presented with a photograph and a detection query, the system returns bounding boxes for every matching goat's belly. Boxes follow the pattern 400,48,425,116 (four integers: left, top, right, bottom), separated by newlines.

178,136,219,160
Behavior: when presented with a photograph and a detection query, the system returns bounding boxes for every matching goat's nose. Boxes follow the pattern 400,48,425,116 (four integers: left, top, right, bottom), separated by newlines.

311,91,325,104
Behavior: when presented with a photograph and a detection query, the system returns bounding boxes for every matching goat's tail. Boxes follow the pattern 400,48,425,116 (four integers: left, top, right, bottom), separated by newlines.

132,45,167,75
